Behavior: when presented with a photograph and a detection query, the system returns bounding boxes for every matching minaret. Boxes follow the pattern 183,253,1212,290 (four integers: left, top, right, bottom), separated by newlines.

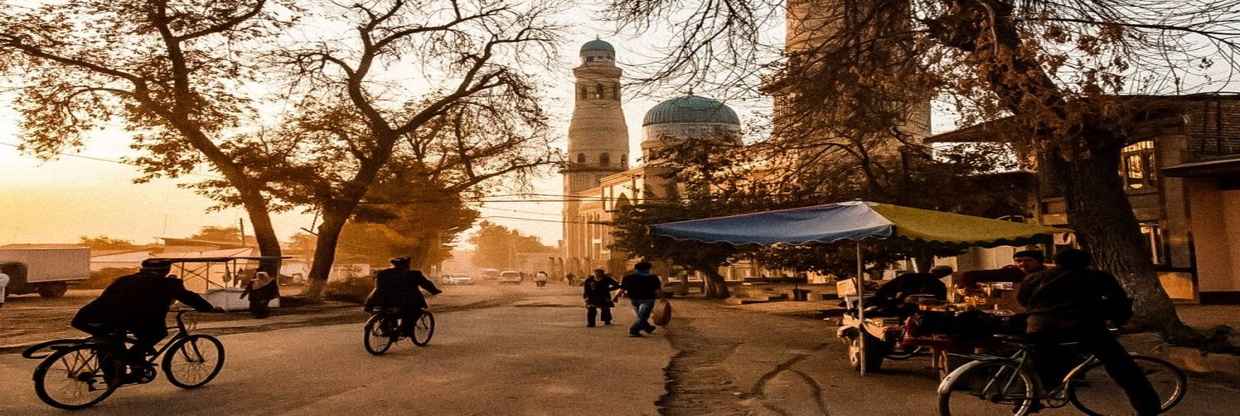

563,38,629,269
565,38,629,192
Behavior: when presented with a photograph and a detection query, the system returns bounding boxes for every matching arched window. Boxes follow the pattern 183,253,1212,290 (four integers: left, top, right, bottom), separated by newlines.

594,83,604,99
612,85,619,100
577,153,586,164
580,87,587,99
599,153,610,167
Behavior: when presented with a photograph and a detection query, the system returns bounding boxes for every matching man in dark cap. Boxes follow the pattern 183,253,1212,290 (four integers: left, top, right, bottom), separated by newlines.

1019,248,1158,415
72,259,219,384
366,256,442,337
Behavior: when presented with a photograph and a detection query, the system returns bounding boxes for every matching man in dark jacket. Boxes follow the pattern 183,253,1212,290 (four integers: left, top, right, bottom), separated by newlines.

1018,249,1159,416
617,261,662,337
365,257,442,337
72,259,218,383
872,266,950,315
583,269,620,327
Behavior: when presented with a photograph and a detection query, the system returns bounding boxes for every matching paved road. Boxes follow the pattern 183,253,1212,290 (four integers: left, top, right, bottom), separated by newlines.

3,282,1238,415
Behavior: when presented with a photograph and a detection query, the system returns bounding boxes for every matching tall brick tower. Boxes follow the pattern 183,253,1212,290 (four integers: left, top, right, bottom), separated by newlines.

563,38,629,264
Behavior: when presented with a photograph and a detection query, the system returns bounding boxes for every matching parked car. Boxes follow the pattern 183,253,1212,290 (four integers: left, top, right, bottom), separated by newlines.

441,274,474,285
498,270,523,284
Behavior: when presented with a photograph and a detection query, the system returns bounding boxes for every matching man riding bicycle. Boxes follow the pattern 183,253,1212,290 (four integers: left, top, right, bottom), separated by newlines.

71,259,219,384
365,257,441,337
1018,248,1160,415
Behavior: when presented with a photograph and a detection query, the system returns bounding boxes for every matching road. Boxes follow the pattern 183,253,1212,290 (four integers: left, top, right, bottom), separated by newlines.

3,282,1238,415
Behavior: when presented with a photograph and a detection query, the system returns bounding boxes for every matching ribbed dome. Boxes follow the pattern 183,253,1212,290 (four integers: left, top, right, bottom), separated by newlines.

642,95,740,126
580,39,615,56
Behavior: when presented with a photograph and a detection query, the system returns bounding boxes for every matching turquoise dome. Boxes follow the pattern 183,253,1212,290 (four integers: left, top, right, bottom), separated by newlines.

642,95,740,126
580,39,615,56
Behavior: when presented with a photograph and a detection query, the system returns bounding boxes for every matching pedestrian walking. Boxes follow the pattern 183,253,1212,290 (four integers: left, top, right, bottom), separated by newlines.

583,269,619,327
565,272,576,286
0,269,10,308
615,261,662,337
241,271,278,318
535,271,549,288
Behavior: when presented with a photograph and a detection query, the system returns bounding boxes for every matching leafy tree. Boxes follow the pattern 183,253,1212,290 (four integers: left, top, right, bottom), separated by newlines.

78,236,141,251
469,221,554,270
0,0,296,274
190,226,243,243
604,0,1240,340
254,0,560,299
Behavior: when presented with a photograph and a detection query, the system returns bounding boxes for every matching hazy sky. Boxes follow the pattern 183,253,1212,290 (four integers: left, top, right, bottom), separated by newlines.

0,2,744,248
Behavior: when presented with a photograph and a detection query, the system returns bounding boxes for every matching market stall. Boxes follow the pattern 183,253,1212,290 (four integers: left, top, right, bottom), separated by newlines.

650,200,1068,375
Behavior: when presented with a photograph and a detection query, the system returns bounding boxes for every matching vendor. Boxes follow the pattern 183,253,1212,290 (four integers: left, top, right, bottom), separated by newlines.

872,266,952,315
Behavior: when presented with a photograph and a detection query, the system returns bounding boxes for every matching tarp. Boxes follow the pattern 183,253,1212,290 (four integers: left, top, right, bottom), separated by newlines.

650,201,1069,248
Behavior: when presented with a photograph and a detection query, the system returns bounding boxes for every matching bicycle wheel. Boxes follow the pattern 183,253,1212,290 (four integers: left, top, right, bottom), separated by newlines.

163,335,225,389
411,312,435,346
938,359,1036,416
33,344,118,410
1067,355,1187,415
364,314,395,355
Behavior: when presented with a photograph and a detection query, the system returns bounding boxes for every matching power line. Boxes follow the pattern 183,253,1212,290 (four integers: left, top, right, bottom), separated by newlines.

0,142,225,180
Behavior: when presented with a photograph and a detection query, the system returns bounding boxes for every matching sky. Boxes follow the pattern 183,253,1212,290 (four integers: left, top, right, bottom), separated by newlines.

0,2,728,248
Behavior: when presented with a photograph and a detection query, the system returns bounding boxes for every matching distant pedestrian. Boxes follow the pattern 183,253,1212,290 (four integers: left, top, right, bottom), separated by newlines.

565,272,576,286
616,261,662,337
583,269,619,327
241,271,277,318
0,269,10,308
535,271,549,288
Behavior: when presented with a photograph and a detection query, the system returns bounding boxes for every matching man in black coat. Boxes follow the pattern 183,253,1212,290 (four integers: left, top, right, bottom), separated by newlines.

1019,249,1159,416
72,259,218,381
365,257,442,336
582,269,620,327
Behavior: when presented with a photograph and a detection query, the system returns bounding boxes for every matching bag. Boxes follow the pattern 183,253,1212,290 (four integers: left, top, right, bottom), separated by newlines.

652,299,673,326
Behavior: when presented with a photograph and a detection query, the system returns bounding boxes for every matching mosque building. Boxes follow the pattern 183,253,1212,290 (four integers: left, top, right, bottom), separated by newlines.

558,38,743,278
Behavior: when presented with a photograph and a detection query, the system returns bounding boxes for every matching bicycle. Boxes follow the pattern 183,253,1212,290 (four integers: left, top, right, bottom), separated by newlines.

363,305,435,355
22,310,225,410
937,333,1186,416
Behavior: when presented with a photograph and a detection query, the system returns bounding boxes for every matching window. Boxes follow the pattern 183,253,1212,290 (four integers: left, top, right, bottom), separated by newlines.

599,152,610,167
580,87,587,99
594,84,604,99
577,153,586,164
1140,222,1166,265
1122,140,1157,191
612,85,619,100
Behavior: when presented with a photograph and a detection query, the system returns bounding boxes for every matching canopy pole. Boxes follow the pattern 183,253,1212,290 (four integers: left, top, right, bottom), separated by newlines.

856,240,867,376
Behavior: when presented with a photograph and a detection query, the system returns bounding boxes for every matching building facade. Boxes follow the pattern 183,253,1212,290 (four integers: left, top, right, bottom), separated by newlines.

558,39,745,278
929,94,1240,303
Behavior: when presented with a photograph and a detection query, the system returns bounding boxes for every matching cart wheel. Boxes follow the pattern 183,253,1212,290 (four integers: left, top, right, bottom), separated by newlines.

848,333,887,372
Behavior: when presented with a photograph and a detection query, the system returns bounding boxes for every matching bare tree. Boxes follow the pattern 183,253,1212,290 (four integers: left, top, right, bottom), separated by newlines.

0,0,295,273
606,0,1240,340
265,0,562,299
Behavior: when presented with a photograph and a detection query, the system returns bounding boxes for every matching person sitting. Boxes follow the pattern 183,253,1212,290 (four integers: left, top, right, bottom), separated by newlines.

71,259,219,384
240,271,278,318
365,257,442,337
871,266,951,316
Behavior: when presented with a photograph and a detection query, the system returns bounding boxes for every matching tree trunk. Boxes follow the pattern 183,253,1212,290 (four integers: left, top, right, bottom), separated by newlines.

1041,139,1199,342
695,263,730,299
238,188,283,276
303,211,348,300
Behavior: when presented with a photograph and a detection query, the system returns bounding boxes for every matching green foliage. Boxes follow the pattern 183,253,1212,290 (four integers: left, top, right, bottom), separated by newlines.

190,226,243,243
78,236,140,251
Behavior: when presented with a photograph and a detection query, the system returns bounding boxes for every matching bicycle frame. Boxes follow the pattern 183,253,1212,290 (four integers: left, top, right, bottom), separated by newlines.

945,343,1101,406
